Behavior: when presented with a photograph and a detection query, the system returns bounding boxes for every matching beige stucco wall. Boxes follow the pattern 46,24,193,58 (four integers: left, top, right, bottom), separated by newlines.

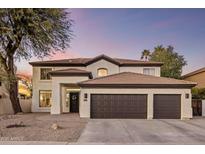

202,100,205,117
79,88,192,120
184,72,205,88
32,67,52,112
86,59,120,78
53,67,86,71
0,82,31,114
0,80,35,114
50,76,89,114
120,66,161,77
0,83,13,114
32,66,85,112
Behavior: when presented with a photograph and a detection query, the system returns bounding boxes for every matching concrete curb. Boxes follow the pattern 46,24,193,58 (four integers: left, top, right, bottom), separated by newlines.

0,141,69,145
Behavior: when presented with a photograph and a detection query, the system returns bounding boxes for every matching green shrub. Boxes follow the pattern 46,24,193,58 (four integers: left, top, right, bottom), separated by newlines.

192,88,205,99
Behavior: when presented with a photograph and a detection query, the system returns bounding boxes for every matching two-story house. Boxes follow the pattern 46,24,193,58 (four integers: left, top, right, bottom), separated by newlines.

29,54,196,119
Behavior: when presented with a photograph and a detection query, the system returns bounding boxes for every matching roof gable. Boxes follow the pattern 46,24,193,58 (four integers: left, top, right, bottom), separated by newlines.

78,72,197,88
182,67,205,79
85,54,120,66
29,54,163,67
49,68,93,79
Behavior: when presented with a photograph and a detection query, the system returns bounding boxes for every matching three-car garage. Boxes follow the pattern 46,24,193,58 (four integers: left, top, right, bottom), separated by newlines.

79,72,196,120
90,94,181,119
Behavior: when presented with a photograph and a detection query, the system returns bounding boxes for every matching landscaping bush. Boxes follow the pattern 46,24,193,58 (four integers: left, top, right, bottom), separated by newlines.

192,88,205,99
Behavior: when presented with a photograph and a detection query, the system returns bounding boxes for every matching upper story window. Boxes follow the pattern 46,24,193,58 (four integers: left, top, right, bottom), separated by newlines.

97,68,108,77
143,68,155,76
40,68,52,80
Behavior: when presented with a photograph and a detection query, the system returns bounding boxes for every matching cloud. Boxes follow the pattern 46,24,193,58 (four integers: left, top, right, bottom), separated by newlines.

48,50,81,60
151,17,180,29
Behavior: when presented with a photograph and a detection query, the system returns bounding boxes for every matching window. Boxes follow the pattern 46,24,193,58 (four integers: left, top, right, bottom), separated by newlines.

143,68,155,76
40,68,52,80
39,90,52,107
97,68,108,77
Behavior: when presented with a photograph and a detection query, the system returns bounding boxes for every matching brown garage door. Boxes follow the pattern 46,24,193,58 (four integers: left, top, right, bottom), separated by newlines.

154,94,181,119
91,94,147,119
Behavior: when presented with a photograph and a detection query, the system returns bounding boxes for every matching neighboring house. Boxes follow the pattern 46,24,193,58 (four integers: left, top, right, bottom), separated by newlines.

182,67,205,117
17,74,32,99
29,54,196,119
182,67,205,88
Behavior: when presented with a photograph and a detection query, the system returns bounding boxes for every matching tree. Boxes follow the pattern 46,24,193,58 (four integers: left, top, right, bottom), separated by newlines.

192,88,205,99
0,9,73,113
149,45,187,79
141,49,151,61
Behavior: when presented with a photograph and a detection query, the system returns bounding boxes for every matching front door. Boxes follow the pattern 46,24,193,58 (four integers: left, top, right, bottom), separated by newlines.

70,92,79,112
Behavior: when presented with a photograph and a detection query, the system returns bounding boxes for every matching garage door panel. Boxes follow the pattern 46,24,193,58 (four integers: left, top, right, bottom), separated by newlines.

154,94,181,119
91,94,147,119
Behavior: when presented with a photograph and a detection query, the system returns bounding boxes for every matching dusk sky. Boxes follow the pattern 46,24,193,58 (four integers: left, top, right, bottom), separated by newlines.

17,8,205,76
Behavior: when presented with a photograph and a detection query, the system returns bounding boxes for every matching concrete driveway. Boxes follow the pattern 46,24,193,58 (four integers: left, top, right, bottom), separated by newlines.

77,118,205,144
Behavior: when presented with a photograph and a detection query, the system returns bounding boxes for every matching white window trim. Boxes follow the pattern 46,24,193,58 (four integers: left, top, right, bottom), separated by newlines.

39,90,52,108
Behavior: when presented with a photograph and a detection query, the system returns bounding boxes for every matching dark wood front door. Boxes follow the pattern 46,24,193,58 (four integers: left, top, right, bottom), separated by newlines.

91,94,147,119
70,92,79,113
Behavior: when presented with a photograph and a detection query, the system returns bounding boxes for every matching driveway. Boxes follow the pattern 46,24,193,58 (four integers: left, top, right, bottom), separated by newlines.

77,118,205,144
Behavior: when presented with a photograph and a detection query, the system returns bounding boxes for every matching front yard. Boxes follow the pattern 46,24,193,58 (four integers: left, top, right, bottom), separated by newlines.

0,113,88,143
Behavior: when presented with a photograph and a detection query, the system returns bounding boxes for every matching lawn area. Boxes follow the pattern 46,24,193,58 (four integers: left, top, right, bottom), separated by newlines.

0,113,88,143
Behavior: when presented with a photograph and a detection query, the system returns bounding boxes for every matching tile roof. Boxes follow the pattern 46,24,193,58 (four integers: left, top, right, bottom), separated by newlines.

78,72,197,88
182,67,205,79
49,68,93,79
29,54,163,66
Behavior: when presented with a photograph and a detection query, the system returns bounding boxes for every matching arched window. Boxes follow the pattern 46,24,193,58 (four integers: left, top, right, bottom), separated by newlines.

97,68,108,77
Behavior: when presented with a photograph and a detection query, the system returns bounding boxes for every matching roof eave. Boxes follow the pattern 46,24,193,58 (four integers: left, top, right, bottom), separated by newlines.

119,63,163,67
181,68,205,79
49,72,93,79
78,83,196,88
29,62,86,67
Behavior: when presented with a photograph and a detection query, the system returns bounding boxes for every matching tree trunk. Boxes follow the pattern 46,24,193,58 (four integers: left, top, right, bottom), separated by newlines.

9,81,22,113
7,54,22,114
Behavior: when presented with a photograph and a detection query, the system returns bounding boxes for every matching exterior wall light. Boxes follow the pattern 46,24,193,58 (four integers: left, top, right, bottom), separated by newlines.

185,93,189,99
84,93,88,101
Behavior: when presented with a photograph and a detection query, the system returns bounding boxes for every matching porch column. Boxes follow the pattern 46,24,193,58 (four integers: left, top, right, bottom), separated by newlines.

51,82,61,114
147,93,154,119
